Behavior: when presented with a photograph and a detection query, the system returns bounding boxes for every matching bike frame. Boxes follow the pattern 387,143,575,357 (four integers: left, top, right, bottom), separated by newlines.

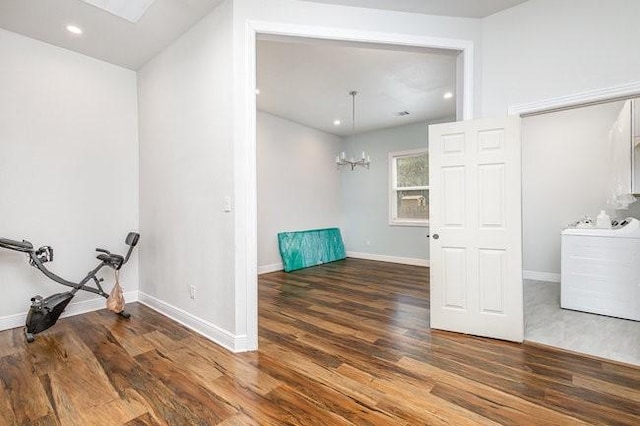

27,253,110,297
0,234,137,299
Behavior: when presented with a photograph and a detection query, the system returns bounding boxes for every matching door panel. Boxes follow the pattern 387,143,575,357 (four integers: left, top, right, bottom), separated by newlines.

478,164,505,228
442,166,466,227
429,116,523,342
478,248,506,313
478,128,505,153
442,132,466,155
443,247,467,310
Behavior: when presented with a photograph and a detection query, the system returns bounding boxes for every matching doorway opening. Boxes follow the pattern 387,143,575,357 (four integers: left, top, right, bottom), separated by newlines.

520,96,640,365
247,26,474,350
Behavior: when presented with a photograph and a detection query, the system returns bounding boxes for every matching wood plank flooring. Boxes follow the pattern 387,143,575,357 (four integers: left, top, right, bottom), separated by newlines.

1,258,639,424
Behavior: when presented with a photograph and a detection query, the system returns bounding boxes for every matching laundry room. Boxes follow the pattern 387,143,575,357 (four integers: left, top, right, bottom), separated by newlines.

522,97,640,364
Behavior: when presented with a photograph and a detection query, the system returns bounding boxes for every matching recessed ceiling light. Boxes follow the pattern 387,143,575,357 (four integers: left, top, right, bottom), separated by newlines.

255,89,260,95
333,119,341,126
394,111,410,117
66,25,83,35
444,92,454,99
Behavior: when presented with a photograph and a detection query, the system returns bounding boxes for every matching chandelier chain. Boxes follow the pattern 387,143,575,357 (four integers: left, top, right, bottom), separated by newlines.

337,90,370,171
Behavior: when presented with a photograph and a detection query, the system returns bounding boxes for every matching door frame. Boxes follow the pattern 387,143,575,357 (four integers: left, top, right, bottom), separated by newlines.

508,81,640,344
508,81,640,116
240,21,476,351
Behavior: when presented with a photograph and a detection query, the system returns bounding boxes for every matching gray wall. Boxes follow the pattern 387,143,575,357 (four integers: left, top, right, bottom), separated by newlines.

522,101,627,276
257,112,343,270
626,201,640,219
257,119,444,267
341,121,445,262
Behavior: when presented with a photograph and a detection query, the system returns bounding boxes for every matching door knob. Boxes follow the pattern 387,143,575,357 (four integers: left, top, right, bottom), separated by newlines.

432,234,439,240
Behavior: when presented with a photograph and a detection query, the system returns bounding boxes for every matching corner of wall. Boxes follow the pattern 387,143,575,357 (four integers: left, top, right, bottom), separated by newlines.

138,291,248,352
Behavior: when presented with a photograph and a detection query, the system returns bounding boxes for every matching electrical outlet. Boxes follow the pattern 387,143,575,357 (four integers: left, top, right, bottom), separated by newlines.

189,284,196,300
365,239,371,246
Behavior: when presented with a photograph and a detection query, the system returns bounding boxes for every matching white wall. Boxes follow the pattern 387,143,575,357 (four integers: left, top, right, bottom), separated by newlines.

257,112,343,272
341,121,439,264
482,0,640,116
522,101,625,276
137,1,238,347
0,28,139,327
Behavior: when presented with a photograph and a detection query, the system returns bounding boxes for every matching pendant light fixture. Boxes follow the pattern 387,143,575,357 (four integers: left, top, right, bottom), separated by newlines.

336,90,370,171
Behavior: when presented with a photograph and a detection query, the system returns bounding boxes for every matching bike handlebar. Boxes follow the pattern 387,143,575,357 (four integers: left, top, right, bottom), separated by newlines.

0,238,34,253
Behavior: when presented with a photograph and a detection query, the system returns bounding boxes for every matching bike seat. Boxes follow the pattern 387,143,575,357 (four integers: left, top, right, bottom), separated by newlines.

97,253,124,269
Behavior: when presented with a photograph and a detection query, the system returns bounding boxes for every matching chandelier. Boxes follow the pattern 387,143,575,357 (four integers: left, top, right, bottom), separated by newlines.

336,90,370,171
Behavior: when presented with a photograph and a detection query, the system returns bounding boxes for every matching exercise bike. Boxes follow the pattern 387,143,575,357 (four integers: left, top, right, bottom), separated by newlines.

0,232,139,342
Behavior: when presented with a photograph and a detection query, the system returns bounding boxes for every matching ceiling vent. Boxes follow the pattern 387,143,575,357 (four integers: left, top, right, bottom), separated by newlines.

395,111,410,117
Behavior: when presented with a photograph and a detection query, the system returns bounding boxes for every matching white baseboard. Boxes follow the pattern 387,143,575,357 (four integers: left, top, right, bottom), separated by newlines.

258,262,283,275
523,270,561,283
138,291,246,353
0,290,139,332
347,251,429,267
0,312,26,332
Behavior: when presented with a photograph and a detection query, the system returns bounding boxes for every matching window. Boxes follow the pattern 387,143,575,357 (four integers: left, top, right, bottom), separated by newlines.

389,149,429,226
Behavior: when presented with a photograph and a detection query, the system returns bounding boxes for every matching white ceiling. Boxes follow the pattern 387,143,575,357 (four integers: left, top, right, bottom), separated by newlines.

79,0,157,23
0,0,521,134
0,0,224,70
301,0,529,18
0,1,529,71
257,37,457,136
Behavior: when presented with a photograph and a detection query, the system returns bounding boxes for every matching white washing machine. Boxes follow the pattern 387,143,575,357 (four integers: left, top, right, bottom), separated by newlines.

561,217,640,321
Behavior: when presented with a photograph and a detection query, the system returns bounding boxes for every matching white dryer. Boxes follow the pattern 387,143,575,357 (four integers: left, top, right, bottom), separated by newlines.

561,217,640,321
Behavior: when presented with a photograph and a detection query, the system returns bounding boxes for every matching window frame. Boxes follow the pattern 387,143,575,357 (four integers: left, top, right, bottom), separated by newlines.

389,148,429,227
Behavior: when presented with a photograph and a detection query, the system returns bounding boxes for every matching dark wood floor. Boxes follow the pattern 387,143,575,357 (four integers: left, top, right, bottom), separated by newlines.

1,258,639,425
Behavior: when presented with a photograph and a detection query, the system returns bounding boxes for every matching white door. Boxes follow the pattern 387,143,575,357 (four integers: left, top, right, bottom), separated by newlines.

429,116,523,342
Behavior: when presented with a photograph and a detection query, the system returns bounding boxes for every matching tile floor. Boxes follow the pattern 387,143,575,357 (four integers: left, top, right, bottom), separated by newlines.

524,279,640,366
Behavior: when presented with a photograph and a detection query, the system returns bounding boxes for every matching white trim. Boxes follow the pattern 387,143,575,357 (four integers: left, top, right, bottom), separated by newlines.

461,43,474,121
509,81,640,116
0,290,139,332
0,312,26,332
235,20,260,352
522,270,561,283
347,251,429,267
241,19,475,352
258,262,284,275
456,53,464,121
389,147,429,158
138,291,246,353
388,221,430,227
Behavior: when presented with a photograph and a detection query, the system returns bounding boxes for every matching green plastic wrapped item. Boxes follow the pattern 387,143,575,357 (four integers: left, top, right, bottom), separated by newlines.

278,228,346,272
